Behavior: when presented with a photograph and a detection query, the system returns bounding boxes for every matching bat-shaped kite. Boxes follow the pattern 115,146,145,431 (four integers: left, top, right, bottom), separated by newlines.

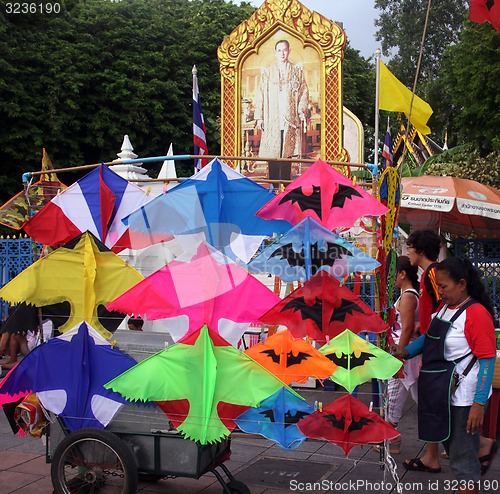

260,271,389,343
257,159,389,229
235,387,313,449
319,329,402,393
244,329,336,385
247,216,380,282
297,394,399,456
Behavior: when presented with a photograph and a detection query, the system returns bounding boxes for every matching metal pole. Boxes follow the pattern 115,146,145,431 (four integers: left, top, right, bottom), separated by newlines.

374,49,381,168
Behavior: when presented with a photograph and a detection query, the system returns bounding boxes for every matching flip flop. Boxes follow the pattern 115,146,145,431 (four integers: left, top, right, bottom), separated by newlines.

403,458,441,473
479,440,498,476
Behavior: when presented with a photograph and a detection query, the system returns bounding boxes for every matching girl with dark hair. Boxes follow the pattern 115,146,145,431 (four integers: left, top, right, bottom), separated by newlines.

393,257,497,493
377,256,421,454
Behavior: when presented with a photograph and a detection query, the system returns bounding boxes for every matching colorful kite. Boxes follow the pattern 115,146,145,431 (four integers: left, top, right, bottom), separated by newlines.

244,328,336,384
235,387,313,450
256,159,389,230
122,158,292,262
23,164,158,252
297,394,399,456
107,242,280,346
0,322,138,432
260,271,389,343
105,325,288,444
319,330,402,393
0,232,144,338
247,217,380,282
0,148,66,230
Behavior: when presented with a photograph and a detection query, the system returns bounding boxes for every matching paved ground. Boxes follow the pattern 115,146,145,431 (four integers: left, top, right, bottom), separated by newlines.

1,380,498,493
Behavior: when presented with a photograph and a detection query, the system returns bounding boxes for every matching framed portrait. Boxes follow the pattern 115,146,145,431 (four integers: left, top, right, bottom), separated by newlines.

218,0,348,180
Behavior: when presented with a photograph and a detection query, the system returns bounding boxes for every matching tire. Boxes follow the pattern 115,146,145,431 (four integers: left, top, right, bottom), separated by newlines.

51,428,138,494
225,480,251,494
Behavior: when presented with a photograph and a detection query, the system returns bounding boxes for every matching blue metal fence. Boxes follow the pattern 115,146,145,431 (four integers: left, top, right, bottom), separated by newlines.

454,238,500,310
0,236,38,318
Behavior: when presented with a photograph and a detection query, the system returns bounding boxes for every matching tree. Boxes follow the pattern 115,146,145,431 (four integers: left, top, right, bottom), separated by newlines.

374,0,468,85
0,0,255,195
342,45,377,163
436,22,500,155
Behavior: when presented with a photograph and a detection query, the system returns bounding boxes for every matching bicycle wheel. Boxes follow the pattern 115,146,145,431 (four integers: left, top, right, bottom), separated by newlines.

51,428,138,494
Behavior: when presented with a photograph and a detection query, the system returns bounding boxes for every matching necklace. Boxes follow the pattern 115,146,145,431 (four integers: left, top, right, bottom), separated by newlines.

450,295,471,310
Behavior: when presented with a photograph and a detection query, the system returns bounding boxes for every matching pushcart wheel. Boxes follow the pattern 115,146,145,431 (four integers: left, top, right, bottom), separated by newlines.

51,428,138,494
225,480,251,494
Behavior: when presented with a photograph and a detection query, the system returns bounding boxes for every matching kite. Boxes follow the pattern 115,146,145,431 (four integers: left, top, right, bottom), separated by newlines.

23,164,158,252
244,328,336,384
0,322,138,432
123,158,292,262
104,325,289,445
235,387,313,450
319,329,402,393
0,148,66,230
0,232,144,338
247,217,380,282
297,394,400,456
107,241,280,345
260,271,389,343
256,159,389,229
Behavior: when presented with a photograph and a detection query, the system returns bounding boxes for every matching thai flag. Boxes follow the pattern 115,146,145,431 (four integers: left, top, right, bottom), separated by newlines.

381,124,393,169
193,65,209,170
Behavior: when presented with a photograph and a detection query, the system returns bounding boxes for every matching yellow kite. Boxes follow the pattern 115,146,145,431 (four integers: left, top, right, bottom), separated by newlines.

0,232,143,339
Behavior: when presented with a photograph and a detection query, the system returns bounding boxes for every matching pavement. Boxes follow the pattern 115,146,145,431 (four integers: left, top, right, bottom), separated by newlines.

1,381,499,494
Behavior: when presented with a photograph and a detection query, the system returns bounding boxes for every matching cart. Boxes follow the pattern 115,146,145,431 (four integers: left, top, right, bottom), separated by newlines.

45,330,250,494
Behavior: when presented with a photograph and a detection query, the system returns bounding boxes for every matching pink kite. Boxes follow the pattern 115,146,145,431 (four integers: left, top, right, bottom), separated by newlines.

257,159,389,229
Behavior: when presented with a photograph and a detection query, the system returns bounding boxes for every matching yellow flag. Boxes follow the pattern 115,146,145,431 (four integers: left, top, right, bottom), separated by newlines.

379,60,433,135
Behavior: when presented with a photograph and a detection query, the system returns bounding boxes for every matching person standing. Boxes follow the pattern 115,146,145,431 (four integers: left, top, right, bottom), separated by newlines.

403,230,443,471
254,39,309,180
380,256,421,454
394,258,497,493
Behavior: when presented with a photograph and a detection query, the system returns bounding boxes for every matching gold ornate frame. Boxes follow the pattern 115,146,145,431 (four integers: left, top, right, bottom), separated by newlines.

218,0,348,168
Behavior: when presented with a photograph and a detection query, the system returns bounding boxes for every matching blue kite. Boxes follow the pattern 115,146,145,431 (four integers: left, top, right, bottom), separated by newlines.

0,321,140,432
122,158,292,262
247,216,380,281
235,387,313,450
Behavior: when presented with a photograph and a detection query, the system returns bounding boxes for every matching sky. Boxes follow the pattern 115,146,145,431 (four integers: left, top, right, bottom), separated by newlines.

244,0,381,59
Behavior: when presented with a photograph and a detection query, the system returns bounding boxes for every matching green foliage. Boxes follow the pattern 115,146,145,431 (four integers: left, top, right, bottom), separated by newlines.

437,22,500,155
343,45,376,162
374,0,468,85
375,1,500,166
0,0,255,197
422,144,500,189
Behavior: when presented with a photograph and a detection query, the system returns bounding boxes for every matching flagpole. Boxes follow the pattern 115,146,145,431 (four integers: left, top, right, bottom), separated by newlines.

374,49,381,168
192,65,198,174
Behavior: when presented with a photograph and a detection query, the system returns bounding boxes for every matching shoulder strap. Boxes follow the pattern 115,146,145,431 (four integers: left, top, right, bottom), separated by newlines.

451,299,479,374
449,299,477,323
403,288,419,298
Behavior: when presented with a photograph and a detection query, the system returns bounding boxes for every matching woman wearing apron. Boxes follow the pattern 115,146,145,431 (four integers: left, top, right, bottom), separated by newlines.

393,258,496,494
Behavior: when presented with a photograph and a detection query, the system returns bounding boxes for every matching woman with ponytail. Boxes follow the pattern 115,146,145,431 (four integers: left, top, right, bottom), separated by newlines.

393,257,497,493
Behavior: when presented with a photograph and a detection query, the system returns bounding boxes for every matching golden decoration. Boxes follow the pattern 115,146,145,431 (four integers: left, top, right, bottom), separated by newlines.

218,0,348,165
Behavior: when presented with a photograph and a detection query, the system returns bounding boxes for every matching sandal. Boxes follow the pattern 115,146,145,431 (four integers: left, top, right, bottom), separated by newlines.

479,440,498,476
403,458,441,473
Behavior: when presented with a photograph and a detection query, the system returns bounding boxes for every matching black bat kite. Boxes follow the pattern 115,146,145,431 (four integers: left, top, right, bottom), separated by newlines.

278,185,323,218
260,349,311,367
269,241,353,270
325,351,375,370
331,184,363,209
331,298,365,322
325,414,373,432
280,296,324,329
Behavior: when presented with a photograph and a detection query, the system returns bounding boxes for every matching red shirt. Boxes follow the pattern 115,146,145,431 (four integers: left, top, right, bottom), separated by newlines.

419,263,441,334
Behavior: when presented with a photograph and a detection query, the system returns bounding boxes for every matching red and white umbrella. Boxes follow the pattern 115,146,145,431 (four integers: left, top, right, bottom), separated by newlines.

399,175,500,238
